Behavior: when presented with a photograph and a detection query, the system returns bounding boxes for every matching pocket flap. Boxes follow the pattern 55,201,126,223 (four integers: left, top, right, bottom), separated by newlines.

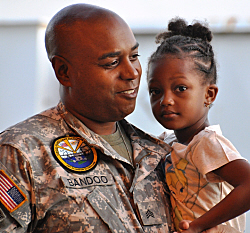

87,188,129,233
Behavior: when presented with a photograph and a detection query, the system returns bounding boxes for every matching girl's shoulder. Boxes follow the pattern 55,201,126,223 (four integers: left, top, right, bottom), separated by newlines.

203,124,222,135
158,130,177,146
193,124,243,160
194,124,222,141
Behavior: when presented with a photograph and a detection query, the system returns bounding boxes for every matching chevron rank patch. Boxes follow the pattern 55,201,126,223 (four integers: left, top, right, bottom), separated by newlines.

0,170,27,213
137,201,164,225
52,135,98,173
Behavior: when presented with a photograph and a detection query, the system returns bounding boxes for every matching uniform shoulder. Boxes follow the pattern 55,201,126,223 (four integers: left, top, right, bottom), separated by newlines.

120,120,171,153
0,106,64,146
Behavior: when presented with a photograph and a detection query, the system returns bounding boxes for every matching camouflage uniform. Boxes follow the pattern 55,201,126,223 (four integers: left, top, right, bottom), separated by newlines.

0,102,174,233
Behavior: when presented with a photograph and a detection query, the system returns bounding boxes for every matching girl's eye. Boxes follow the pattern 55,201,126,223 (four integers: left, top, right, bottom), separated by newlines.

149,88,161,95
175,86,187,92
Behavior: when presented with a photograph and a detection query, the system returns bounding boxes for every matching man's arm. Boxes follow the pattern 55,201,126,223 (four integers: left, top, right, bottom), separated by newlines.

0,145,31,232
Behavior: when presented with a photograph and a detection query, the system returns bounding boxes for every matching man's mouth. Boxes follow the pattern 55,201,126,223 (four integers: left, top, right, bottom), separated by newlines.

121,89,135,94
118,88,138,99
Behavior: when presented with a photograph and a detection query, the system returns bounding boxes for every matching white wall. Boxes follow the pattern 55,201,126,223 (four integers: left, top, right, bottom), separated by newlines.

0,22,37,128
0,21,59,130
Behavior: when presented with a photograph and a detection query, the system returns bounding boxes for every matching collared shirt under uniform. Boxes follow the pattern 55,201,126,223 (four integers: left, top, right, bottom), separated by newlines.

0,102,173,233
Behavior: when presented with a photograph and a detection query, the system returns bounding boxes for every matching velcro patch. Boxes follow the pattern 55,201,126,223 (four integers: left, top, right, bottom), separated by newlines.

0,170,27,213
137,201,164,225
52,135,98,173
62,173,114,189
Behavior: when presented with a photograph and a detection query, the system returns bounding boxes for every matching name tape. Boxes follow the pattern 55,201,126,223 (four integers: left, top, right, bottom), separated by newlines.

62,173,114,189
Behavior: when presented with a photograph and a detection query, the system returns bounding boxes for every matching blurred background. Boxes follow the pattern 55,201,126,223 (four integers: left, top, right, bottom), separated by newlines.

1,0,250,229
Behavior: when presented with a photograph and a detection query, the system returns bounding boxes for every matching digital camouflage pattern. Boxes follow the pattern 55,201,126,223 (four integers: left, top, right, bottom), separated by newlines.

0,102,174,233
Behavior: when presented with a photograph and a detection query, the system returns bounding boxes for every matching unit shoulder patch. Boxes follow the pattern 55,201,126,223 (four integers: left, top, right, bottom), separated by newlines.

52,135,98,173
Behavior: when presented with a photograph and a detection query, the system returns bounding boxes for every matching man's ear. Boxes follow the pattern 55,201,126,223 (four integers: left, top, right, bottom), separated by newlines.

51,55,71,87
205,84,218,106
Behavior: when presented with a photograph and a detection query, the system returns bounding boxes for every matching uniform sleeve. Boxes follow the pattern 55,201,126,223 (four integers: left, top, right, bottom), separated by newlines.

190,130,245,182
0,145,33,232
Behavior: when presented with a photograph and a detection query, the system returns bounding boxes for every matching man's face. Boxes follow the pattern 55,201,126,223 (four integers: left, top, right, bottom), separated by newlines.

62,17,142,124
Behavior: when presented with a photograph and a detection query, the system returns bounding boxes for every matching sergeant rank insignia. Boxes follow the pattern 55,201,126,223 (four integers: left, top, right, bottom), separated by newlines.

52,136,98,173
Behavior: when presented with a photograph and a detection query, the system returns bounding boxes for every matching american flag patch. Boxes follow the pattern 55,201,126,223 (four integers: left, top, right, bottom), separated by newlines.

0,170,27,213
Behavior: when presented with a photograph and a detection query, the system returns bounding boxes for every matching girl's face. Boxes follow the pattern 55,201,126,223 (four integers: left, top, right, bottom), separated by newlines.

148,56,214,133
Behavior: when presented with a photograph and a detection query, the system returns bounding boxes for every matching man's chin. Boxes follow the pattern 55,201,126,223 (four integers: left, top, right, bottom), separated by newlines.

119,105,136,119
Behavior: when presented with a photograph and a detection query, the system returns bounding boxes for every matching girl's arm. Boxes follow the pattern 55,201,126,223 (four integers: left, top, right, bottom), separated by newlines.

182,159,250,233
176,220,240,233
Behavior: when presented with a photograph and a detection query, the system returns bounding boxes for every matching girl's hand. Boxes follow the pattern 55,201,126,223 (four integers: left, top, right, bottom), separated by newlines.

173,220,240,233
173,220,191,232
202,225,241,233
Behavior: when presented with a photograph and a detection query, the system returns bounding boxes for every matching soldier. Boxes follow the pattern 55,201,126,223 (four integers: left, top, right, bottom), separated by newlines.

0,3,240,233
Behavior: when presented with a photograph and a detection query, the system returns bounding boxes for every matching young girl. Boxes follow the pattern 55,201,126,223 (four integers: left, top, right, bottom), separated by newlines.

147,18,250,233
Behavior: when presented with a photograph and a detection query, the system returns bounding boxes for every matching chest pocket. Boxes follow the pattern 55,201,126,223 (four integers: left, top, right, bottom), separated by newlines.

35,173,117,232
87,188,134,233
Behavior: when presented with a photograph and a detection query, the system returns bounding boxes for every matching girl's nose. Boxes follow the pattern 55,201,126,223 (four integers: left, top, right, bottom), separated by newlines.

160,94,174,106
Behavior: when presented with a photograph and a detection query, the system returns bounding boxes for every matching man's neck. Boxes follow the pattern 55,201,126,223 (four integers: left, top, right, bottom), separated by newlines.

85,119,117,135
74,112,117,135
62,101,117,135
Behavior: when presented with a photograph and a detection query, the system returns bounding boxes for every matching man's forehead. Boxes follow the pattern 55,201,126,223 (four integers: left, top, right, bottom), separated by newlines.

53,7,137,57
45,4,136,61
98,42,139,60
59,12,127,39
71,16,135,43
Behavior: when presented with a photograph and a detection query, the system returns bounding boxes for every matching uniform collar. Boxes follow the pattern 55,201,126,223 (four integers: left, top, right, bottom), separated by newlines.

57,101,171,167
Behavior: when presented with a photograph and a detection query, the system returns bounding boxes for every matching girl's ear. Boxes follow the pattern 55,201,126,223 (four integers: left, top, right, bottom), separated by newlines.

205,84,218,106
51,55,71,87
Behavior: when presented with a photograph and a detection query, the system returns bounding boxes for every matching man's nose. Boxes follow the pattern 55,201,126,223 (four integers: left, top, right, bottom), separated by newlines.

120,59,141,80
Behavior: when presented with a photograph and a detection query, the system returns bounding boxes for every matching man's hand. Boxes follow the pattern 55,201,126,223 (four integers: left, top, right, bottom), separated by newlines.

175,220,241,233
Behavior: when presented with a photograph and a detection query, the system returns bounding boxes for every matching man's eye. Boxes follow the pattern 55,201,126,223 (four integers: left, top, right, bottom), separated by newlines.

102,60,119,69
109,60,119,67
176,86,187,92
130,53,140,61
